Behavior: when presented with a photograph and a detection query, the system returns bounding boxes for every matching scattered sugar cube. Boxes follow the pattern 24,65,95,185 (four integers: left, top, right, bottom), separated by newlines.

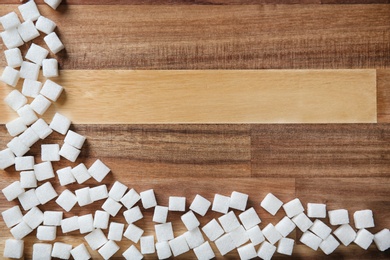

18,0,40,21
309,219,332,240
155,222,174,242
75,187,93,207
283,198,304,218
263,223,283,245
37,225,57,241
247,225,265,246
84,228,108,250
31,119,53,139
212,194,231,214
62,216,80,233
190,194,211,216
140,189,157,209
10,221,33,239
257,241,276,260
102,197,122,217
20,61,40,81
59,142,81,162
41,144,60,161
4,48,23,68
34,161,55,181
44,0,63,10
181,210,200,231
329,209,349,225
19,127,40,147
109,181,127,201
229,225,249,247
64,130,86,149
354,229,374,250
30,94,51,115
275,216,296,237
202,218,224,241
17,105,38,125
36,16,56,35
169,234,190,257
51,242,72,259
292,212,314,232
122,245,143,260
153,205,168,223
141,235,155,254
94,210,110,229
215,233,236,256
70,244,91,260
333,224,357,246
120,188,140,209
300,231,322,251
22,79,42,98
33,243,52,260
319,234,340,255
78,214,94,234
184,227,205,249
71,163,91,184
277,237,295,256
44,32,64,54
35,181,58,204
90,184,108,202
18,20,40,43
43,211,63,226
26,43,49,65
6,117,27,137
15,156,34,171
56,189,77,212
20,170,37,188
123,223,144,243
0,12,21,30
194,241,215,260
41,79,63,102
354,209,375,229
374,229,390,251
98,240,120,259
261,193,283,216
5,89,27,111
168,196,185,211
156,241,172,260
42,58,59,78
3,239,24,259
0,148,15,170
108,222,125,241
2,205,23,228
23,206,44,229
237,243,257,260
88,159,110,182
123,206,143,224
230,191,248,211
307,203,326,218
218,211,240,233
57,166,76,186
239,207,261,230
0,29,24,49
2,181,24,201
7,137,30,157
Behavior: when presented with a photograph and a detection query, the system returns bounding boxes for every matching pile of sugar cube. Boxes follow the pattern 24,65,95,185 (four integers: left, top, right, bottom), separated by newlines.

1,1,389,259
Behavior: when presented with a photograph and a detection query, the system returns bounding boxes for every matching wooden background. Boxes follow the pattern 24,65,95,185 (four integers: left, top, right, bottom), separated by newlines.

1,1,390,259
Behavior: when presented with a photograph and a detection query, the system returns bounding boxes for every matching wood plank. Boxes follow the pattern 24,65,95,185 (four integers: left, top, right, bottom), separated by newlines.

0,70,377,124
1,0,322,4
1,5,390,69
377,69,390,123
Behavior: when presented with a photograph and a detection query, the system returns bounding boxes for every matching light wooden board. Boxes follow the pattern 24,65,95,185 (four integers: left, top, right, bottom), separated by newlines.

0,70,377,124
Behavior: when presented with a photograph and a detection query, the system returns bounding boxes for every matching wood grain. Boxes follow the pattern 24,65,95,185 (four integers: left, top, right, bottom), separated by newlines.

377,70,390,123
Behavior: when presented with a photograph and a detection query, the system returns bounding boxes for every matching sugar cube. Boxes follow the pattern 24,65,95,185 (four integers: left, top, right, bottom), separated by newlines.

275,216,296,237
64,130,86,149
283,198,304,218
2,181,24,201
51,242,72,259
239,207,261,230
0,148,16,170
18,172,36,189
98,240,120,259
212,194,230,214
41,79,63,102
122,245,143,260
42,58,59,78
5,90,26,111
374,229,390,251
75,187,93,207
308,219,331,240
30,94,51,115
190,194,211,216
45,0,63,10
3,239,24,259
184,227,205,249
319,234,340,255
26,43,49,65
0,29,24,49
292,212,314,232
123,223,144,243
229,225,249,247
18,0,40,21
155,222,174,242
353,209,375,229
329,209,349,225
34,161,55,181
2,205,23,228
56,189,77,212
84,228,108,250
140,189,157,209
71,163,91,184
15,156,34,171
10,221,33,239
37,225,57,241
44,32,65,54
18,20,40,42
202,218,224,241
88,159,110,182
20,61,40,81
4,48,23,67
33,243,52,260
23,206,44,229
194,241,215,260
307,203,326,218
257,241,276,260
36,16,57,35
141,235,155,254
263,223,283,245
169,235,190,257
156,241,172,260
31,119,53,139
181,210,200,231
22,79,42,98
17,105,38,125
354,228,374,250
300,231,322,251
61,216,80,233
247,225,265,246
94,210,110,229
0,12,21,30
123,206,143,224
237,243,257,260
153,205,168,223
102,197,122,217
35,181,58,204
108,181,127,201
120,188,140,209
108,222,125,241
333,224,357,246
218,211,240,233
19,127,40,147
260,193,283,216
41,144,60,161
214,233,236,256
230,191,248,211
43,211,63,226
59,142,81,162
70,244,91,260
78,214,94,234
277,237,295,256
169,196,185,211
6,117,27,136
90,184,108,202
57,166,76,186
7,137,30,157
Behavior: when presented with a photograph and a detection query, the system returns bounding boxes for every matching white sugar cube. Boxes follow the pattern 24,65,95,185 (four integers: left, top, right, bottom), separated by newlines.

5,89,26,111
15,156,34,171
84,228,108,250
44,32,64,54
94,210,110,229
10,221,33,239
333,224,357,246
30,94,51,115
181,210,200,231
90,184,108,202
0,148,15,170
98,240,120,259
33,243,52,260
70,244,91,260
88,159,110,182
75,187,93,207
17,20,40,42
141,235,155,254
202,218,224,241
190,194,211,216
263,223,283,245
277,237,295,256
123,206,143,224
2,205,23,228
2,181,24,201
4,48,23,67
353,209,374,229
59,142,81,162
23,206,44,229
43,211,63,226
212,193,230,214
109,181,127,201
229,225,249,247
123,223,144,243
17,105,38,125
64,130,86,149
275,216,296,237
31,119,52,139
0,29,24,49
22,79,42,98
7,137,30,156
71,163,91,184
153,205,168,223
374,228,390,251
61,216,79,233
300,231,322,251
329,209,349,225
309,219,332,240
45,0,63,10
194,241,215,260
237,242,257,260
57,166,76,186
51,242,72,259
34,161,55,181
120,188,140,209
123,245,143,260
18,189,40,210
36,16,56,34
20,61,40,80
18,0,40,21
102,197,122,217
218,211,240,233
292,212,314,232
169,235,189,257
319,234,340,255
108,222,125,241
257,241,276,260
41,79,63,102
0,12,21,30
41,144,60,161
155,222,174,243
19,127,40,147
230,191,248,211
42,58,59,78
26,43,49,65
239,207,261,230
140,189,157,209
56,189,77,212
3,239,24,259
283,198,304,218
37,225,57,241
78,214,94,234
260,193,283,216
307,203,326,218
6,117,27,136
156,241,172,260
354,229,374,250
35,181,58,204
247,225,265,246
168,196,185,211
214,233,236,256
184,227,204,249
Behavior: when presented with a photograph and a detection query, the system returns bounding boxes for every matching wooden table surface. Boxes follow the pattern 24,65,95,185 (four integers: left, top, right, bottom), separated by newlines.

1,1,390,259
